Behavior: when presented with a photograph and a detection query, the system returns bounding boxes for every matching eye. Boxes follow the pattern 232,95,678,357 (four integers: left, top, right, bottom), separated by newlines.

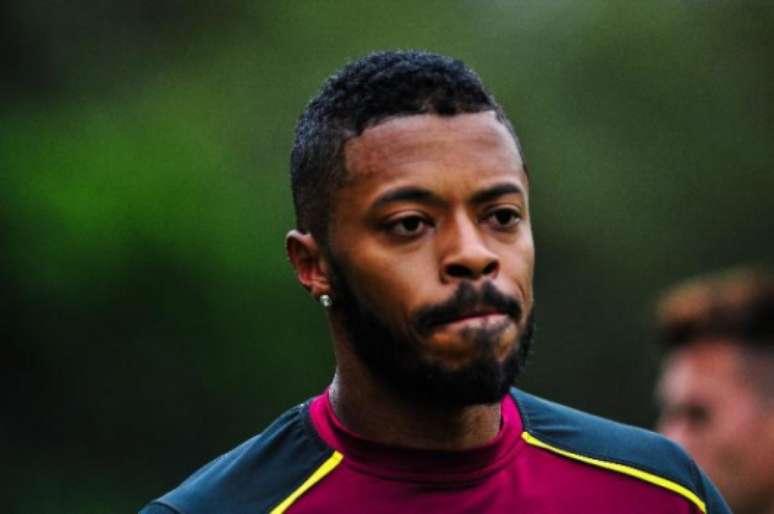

684,404,711,428
486,207,521,229
388,215,430,237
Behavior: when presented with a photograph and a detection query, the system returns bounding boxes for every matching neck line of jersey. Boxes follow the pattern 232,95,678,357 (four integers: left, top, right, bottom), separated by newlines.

309,389,525,483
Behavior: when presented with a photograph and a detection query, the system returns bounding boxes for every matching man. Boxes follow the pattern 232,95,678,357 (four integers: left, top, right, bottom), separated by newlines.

141,51,729,513
656,268,774,514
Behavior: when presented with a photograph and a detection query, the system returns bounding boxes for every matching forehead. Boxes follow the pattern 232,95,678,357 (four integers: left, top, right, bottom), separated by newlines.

342,112,526,191
662,340,748,397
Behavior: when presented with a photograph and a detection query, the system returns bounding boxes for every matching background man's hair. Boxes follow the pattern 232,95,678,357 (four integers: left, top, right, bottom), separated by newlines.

655,267,774,350
290,50,521,244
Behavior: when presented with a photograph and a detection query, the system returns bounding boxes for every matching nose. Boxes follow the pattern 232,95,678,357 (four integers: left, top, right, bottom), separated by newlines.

440,217,499,283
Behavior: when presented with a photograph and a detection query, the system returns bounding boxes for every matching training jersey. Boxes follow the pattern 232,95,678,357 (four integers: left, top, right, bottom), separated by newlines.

140,388,730,514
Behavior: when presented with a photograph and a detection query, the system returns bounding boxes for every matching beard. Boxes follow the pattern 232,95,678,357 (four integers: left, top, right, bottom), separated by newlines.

327,256,535,410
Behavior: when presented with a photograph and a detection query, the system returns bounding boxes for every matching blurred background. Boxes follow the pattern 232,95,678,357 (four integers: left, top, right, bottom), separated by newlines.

2,1,772,512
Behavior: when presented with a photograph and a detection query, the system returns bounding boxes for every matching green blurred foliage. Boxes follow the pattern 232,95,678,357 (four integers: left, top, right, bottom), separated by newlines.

2,2,772,512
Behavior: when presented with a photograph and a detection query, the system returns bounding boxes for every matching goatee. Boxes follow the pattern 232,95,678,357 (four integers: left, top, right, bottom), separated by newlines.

327,257,535,410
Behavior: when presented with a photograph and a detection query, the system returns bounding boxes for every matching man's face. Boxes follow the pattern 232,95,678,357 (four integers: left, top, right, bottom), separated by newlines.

325,111,534,407
657,340,774,514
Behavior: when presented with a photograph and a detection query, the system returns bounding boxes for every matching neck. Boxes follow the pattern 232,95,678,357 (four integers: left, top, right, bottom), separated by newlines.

328,357,502,451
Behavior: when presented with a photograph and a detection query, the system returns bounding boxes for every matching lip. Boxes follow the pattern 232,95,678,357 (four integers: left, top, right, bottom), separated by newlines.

437,311,509,329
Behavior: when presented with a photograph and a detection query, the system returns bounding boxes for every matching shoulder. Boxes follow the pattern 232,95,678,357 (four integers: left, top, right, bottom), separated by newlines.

511,387,693,475
140,400,335,514
510,388,730,514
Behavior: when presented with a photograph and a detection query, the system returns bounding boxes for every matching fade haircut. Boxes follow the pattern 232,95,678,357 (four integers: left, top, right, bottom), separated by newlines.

656,268,774,349
656,267,774,395
290,50,522,244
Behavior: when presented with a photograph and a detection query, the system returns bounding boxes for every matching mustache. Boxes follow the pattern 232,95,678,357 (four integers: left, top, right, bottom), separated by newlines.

413,281,522,337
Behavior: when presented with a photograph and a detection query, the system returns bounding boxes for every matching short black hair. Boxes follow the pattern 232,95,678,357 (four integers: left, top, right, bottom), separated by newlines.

289,50,521,243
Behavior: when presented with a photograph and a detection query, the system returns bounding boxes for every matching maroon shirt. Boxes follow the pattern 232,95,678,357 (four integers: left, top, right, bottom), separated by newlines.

288,392,701,513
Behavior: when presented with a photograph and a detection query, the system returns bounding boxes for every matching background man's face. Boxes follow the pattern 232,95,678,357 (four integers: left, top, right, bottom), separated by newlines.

657,340,774,514
325,111,534,405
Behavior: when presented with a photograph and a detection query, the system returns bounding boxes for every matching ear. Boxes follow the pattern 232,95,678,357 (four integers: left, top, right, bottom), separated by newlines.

286,229,331,298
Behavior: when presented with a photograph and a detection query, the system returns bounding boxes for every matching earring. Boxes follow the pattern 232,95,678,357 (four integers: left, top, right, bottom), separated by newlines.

319,294,332,308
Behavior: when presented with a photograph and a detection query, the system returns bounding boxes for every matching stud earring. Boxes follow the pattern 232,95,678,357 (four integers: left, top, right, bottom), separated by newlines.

319,294,332,308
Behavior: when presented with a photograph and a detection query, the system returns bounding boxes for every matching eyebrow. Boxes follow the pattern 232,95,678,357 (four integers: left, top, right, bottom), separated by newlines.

470,183,523,204
370,182,523,211
370,187,445,210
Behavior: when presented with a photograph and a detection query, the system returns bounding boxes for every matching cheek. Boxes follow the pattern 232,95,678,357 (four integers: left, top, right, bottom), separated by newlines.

695,399,765,471
521,229,536,280
495,231,535,300
341,244,437,315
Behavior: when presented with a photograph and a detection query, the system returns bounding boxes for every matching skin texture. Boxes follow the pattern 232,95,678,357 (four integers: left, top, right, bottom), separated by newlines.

287,112,534,450
657,340,774,514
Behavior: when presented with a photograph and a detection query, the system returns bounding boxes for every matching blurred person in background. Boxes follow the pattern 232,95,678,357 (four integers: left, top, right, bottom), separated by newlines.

141,50,729,514
656,268,774,514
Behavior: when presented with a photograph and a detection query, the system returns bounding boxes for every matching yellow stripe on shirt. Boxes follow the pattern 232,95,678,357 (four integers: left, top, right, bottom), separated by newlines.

521,431,706,513
269,451,344,514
